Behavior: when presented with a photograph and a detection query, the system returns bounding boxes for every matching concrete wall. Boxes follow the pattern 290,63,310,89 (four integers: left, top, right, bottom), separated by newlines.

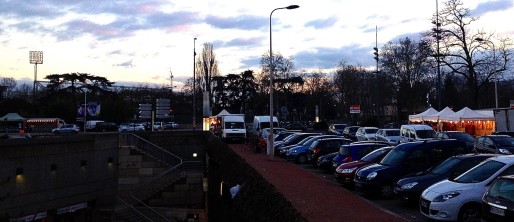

0,134,119,219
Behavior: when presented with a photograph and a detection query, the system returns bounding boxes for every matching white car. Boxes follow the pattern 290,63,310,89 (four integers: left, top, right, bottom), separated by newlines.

118,123,145,132
355,127,379,141
374,128,401,145
420,155,514,221
52,124,80,134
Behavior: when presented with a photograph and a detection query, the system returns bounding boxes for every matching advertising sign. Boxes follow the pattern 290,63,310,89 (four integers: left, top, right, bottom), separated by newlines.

350,105,361,114
77,102,101,117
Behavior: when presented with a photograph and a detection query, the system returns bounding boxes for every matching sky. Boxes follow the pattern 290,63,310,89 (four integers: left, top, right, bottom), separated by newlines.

1,0,513,90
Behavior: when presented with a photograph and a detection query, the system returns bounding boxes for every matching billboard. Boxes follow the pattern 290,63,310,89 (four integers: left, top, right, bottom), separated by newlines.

77,102,101,118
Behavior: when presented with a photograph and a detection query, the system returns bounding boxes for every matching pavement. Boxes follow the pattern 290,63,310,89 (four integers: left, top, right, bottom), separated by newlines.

229,144,407,222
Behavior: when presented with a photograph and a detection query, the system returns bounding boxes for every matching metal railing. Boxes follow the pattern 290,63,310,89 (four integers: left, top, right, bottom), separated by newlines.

115,133,204,222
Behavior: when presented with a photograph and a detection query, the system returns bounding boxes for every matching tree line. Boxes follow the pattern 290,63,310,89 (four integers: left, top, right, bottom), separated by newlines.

1,0,513,127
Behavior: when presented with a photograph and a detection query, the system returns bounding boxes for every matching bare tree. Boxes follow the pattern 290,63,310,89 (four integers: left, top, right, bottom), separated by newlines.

195,42,220,94
0,77,17,99
432,0,513,108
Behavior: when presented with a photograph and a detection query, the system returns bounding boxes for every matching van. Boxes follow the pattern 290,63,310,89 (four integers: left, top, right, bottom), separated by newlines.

85,120,105,131
354,139,468,198
220,115,246,142
252,116,279,137
400,124,436,143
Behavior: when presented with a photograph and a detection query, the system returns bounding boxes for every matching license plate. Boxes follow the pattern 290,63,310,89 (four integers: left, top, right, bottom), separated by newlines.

490,206,505,216
420,200,429,208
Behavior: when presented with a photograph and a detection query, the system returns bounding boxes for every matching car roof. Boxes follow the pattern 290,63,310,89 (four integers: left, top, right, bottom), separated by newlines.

488,155,514,164
394,139,462,150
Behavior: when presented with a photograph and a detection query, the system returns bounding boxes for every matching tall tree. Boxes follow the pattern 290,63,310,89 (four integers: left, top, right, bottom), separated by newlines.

195,42,220,100
431,0,512,108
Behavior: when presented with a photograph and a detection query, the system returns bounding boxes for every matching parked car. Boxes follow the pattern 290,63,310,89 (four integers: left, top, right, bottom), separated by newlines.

274,132,321,155
474,135,514,154
279,134,322,157
163,122,179,129
394,153,495,202
52,124,80,134
482,174,514,222
261,127,286,142
317,152,339,171
355,127,379,141
420,155,514,222
435,131,476,152
331,142,389,171
399,124,436,143
284,122,308,131
492,131,514,137
118,123,145,132
307,137,352,166
328,123,348,135
283,135,342,162
375,128,401,145
353,139,468,198
334,146,393,188
342,126,360,141
94,122,119,132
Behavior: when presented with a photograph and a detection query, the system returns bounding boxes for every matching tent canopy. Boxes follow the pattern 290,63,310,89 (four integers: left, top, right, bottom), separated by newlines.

0,113,26,122
425,107,455,122
439,107,495,122
215,109,231,117
408,107,439,122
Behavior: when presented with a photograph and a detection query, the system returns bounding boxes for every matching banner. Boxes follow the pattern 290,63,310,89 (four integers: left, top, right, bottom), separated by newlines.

77,102,101,117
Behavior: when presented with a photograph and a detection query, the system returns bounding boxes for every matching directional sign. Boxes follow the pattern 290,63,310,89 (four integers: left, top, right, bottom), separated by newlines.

156,109,170,115
156,114,170,118
139,103,152,110
156,98,170,105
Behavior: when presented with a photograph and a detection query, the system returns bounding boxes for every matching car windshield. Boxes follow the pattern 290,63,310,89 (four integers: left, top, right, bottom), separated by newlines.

448,132,475,143
487,178,514,202
380,149,407,166
385,130,400,136
298,136,316,145
224,122,244,129
429,157,461,175
361,148,389,162
417,130,435,139
339,146,350,155
334,125,346,129
453,160,505,183
491,137,514,147
365,128,378,134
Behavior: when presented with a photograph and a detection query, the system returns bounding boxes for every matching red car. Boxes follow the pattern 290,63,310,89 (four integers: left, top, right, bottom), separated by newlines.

334,146,393,187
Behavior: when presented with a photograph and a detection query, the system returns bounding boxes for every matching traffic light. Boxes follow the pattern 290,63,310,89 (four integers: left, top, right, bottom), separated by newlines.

373,47,379,62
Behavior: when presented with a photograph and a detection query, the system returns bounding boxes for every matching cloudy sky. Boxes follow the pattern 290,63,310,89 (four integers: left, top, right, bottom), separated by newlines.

1,0,513,89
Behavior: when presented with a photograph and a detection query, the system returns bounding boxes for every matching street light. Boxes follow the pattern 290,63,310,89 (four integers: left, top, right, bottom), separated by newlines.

193,37,197,131
475,37,498,108
269,4,299,158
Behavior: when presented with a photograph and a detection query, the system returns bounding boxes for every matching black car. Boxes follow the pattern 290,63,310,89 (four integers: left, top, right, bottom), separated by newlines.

353,139,469,198
394,153,495,202
317,152,338,172
307,138,352,166
482,174,514,222
435,131,476,152
474,135,514,154
331,142,389,171
274,133,321,155
284,122,308,131
94,122,119,132
342,126,360,141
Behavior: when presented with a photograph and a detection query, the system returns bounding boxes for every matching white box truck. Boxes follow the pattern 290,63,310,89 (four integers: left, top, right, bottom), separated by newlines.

252,115,279,137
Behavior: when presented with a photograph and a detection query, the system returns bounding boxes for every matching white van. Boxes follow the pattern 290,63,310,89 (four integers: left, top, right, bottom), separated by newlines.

252,116,279,137
400,124,436,143
85,120,105,131
220,115,246,142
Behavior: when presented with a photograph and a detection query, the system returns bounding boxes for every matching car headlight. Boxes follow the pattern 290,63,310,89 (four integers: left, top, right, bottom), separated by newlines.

499,148,512,155
366,172,377,180
338,167,357,174
290,150,297,153
400,182,418,190
433,191,461,202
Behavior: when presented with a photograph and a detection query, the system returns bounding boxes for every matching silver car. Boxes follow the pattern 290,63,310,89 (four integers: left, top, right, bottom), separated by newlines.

52,124,80,134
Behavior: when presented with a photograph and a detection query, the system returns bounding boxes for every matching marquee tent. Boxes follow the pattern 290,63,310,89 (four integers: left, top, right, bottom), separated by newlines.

408,107,439,122
0,113,26,122
439,107,495,122
424,107,455,122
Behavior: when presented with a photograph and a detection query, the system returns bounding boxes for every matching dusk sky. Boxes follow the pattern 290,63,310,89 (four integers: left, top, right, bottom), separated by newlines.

1,0,513,90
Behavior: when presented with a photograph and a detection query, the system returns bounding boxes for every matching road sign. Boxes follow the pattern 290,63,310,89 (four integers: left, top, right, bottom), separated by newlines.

155,109,170,115
350,105,361,114
156,98,170,105
156,114,170,118
139,103,152,110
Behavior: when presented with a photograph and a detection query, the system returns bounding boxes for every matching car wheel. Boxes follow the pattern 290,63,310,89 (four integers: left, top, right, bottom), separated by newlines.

380,184,394,199
296,154,307,164
458,204,481,222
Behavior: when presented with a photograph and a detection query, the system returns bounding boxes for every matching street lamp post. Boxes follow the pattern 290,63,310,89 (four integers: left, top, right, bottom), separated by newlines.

193,37,197,131
475,37,498,108
269,5,299,158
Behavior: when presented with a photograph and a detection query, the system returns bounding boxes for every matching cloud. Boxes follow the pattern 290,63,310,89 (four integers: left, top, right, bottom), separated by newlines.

215,37,265,48
305,17,338,29
113,60,135,68
472,0,513,16
294,46,375,70
205,15,267,30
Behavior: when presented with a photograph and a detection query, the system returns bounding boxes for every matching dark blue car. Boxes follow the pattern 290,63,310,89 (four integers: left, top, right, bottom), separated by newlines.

284,135,342,163
331,142,390,171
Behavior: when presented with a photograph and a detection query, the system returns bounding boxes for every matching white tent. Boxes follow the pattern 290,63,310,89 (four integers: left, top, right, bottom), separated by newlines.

215,109,231,117
425,107,455,122
408,107,439,122
439,107,495,122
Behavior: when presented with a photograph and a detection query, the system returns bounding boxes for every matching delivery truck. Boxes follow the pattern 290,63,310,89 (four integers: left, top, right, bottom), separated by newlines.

211,114,247,143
